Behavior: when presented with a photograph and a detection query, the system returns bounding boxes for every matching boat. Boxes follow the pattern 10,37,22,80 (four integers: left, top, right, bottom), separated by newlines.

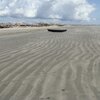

47,28,67,32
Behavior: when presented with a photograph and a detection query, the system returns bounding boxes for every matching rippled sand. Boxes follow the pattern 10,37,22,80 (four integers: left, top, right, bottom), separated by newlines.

0,26,100,100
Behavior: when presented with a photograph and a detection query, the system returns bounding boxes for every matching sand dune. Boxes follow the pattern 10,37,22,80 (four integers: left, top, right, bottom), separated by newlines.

0,26,100,100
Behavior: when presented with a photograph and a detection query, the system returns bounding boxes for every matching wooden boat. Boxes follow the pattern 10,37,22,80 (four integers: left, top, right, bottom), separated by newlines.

47,28,67,32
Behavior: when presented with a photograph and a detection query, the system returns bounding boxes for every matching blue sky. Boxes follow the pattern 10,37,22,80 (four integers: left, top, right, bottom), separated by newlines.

88,0,100,24
0,0,99,24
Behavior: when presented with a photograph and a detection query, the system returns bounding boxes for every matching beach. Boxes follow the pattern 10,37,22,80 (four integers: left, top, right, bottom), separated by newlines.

0,25,100,100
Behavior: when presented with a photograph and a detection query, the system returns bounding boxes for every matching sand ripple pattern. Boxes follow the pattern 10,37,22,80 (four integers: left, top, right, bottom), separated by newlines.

0,26,100,100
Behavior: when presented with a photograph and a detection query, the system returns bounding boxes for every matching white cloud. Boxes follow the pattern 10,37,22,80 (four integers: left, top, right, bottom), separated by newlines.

0,0,95,21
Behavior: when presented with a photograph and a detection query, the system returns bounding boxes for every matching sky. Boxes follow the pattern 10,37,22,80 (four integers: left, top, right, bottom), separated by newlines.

0,0,99,24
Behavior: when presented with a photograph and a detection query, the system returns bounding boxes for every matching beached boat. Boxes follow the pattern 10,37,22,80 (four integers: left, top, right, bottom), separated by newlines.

47,28,67,32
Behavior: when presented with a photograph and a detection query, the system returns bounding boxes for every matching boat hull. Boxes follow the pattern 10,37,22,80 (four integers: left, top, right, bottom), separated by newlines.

47,29,67,32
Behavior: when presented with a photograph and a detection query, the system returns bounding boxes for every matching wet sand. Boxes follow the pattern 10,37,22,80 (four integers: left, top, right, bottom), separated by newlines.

0,26,100,100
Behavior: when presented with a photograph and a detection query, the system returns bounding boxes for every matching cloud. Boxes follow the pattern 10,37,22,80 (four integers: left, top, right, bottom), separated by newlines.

0,0,95,21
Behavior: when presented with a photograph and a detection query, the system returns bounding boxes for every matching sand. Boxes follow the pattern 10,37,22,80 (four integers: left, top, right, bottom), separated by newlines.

0,25,100,100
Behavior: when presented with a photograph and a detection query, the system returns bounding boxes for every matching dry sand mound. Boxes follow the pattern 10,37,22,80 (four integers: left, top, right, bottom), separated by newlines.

0,26,100,100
